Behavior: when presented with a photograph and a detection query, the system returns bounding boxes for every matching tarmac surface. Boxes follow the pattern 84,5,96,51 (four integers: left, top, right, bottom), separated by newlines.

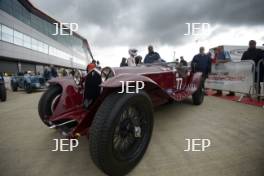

0,90,264,176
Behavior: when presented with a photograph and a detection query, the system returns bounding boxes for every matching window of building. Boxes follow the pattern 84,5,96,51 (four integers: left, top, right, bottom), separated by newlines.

73,57,86,66
23,34,31,49
37,40,43,53
31,38,39,51
0,21,85,65
2,25,13,43
42,43,48,54
0,24,1,40
14,30,23,46
49,46,56,56
0,0,89,65
48,46,71,61
36,41,48,54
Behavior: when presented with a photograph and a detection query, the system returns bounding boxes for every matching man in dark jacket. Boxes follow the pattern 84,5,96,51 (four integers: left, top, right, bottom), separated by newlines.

50,65,58,78
191,47,211,91
191,47,211,76
120,57,128,67
241,40,264,93
144,45,161,64
180,56,188,66
43,67,51,81
135,55,143,65
242,40,263,66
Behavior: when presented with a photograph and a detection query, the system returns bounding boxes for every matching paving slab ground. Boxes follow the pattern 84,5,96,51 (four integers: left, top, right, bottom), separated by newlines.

0,90,263,176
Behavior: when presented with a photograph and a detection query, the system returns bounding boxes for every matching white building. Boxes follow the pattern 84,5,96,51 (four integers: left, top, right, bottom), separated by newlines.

0,0,92,74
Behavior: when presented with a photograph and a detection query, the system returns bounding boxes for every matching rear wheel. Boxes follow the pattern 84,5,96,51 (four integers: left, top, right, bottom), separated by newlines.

38,85,62,126
89,91,153,176
0,84,6,102
192,81,204,105
25,83,32,93
11,81,18,92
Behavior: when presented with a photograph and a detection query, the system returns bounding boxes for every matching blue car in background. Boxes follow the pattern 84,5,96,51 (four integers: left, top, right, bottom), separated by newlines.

0,73,7,101
11,72,46,93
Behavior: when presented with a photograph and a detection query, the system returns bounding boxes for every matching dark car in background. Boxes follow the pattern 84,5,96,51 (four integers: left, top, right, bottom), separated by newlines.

0,73,7,102
11,73,46,93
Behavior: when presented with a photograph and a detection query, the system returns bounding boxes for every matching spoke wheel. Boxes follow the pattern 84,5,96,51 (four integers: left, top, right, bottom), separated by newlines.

89,91,153,176
113,105,147,161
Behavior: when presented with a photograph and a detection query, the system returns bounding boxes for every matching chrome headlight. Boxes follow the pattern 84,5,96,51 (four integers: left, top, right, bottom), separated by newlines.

45,82,50,87
73,70,82,85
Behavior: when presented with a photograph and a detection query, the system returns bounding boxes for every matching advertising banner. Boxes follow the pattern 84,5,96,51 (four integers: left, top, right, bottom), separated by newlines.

205,61,255,94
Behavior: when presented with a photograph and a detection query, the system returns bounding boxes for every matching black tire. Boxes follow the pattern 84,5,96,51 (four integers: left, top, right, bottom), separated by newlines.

25,83,32,93
38,85,62,126
0,84,6,102
11,81,18,92
192,82,204,105
89,91,154,176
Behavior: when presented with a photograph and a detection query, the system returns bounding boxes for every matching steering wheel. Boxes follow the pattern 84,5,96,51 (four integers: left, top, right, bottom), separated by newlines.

101,67,115,81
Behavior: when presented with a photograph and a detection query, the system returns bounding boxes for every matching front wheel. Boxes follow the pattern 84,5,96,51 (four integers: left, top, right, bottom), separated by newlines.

38,85,62,126
89,91,154,176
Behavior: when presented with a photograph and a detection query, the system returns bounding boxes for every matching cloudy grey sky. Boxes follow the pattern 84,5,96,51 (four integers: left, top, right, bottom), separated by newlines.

31,0,264,66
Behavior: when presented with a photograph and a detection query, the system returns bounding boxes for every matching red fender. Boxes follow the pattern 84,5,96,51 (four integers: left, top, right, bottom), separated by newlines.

48,77,84,120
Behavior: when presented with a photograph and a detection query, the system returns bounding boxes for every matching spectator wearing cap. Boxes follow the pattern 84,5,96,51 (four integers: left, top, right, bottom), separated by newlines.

86,63,96,73
83,63,101,109
144,45,161,64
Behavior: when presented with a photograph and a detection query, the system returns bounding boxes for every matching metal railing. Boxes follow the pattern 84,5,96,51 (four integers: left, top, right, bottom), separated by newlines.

256,59,264,100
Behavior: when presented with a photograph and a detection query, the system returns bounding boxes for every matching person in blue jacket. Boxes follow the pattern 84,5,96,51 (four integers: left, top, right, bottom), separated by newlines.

144,45,161,64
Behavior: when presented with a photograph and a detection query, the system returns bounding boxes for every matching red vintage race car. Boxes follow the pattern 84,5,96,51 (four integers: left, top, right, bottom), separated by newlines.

38,62,204,176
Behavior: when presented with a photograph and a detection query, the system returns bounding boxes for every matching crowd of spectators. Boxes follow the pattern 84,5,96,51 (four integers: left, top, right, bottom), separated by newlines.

120,45,163,67
191,40,264,96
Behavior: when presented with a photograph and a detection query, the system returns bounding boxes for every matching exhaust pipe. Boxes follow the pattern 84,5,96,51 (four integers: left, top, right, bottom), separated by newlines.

49,119,77,129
